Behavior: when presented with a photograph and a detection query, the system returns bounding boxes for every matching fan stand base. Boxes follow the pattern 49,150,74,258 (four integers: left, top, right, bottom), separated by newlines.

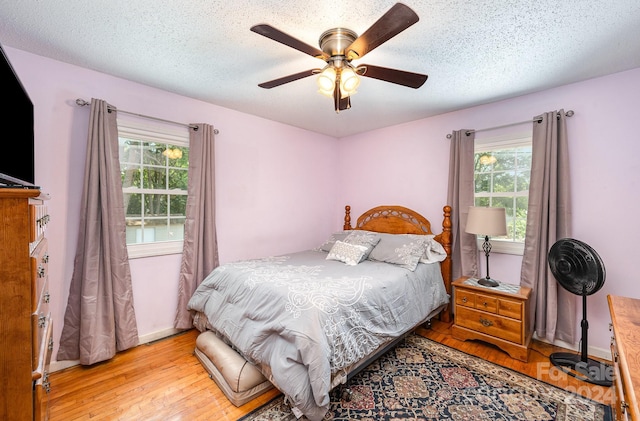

550,352,613,387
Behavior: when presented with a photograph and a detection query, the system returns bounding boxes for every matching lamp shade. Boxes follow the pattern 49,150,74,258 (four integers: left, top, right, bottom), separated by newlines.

465,206,507,236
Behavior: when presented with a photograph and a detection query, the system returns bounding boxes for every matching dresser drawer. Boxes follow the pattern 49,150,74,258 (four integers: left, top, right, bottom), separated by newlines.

455,306,523,344
33,316,53,421
32,278,50,369
29,202,49,244
31,238,49,312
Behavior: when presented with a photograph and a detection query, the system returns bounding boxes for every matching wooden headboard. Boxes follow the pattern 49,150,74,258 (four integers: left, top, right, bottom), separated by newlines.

343,205,452,323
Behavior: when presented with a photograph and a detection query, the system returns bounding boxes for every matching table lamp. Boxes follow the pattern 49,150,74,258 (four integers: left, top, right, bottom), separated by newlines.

465,206,507,287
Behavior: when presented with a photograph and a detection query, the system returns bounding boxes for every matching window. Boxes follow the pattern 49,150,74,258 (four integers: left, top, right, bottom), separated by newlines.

474,133,532,255
117,115,189,258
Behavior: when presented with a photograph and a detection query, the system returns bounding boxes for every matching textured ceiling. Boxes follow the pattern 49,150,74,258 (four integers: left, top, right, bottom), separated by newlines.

1,1,639,137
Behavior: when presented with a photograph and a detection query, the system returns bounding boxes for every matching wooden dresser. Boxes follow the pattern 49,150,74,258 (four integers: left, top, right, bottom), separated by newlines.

452,276,532,362
608,295,640,420
0,188,53,421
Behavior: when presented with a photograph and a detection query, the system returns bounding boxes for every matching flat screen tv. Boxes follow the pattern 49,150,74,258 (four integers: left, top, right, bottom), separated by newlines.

0,43,37,188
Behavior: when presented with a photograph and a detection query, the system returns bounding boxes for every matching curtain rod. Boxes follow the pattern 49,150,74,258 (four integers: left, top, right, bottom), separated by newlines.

75,98,219,135
445,110,574,139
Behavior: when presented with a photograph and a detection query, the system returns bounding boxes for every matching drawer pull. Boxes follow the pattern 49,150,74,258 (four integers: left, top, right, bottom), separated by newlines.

462,297,468,303
483,302,488,307
44,292,50,303
37,265,45,278
480,317,493,327
42,372,51,393
38,315,46,328
621,400,628,414
48,336,54,351
43,252,49,263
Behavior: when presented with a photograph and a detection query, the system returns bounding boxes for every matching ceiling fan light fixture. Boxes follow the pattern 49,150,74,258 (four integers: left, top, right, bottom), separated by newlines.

318,86,334,98
340,66,360,95
316,66,336,92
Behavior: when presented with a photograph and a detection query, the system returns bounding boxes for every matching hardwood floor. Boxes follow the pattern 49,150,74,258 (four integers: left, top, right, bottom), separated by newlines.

48,322,613,420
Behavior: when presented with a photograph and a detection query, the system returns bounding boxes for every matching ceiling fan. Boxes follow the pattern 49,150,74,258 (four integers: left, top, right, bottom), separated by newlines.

250,2,428,113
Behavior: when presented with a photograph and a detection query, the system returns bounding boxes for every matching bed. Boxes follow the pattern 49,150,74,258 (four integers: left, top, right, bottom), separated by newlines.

187,205,452,420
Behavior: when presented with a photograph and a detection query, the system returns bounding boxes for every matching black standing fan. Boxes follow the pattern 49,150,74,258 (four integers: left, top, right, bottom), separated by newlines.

547,238,612,386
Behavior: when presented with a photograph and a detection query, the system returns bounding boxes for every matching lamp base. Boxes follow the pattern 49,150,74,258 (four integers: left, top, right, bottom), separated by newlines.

477,277,499,287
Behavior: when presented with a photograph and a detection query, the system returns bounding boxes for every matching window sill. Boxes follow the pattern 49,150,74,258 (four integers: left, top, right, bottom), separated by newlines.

127,241,183,259
477,238,524,256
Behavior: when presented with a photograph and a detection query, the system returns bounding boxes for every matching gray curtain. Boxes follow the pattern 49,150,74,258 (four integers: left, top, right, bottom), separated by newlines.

57,99,139,365
447,129,478,281
174,123,219,329
520,109,575,343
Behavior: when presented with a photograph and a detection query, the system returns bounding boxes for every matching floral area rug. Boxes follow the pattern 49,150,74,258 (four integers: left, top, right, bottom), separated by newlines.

239,334,612,420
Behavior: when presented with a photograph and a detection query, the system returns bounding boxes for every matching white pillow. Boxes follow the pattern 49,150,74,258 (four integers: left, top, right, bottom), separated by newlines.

326,241,369,266
419,237,447,264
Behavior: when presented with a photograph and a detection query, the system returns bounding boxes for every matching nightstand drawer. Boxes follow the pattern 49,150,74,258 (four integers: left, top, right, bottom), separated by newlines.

456,306,523,344
475,294,498,313
498,299,523,320
456,289,476,308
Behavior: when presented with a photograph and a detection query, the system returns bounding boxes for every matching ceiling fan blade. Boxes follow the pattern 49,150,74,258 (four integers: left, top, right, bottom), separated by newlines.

331,84,351,112
251,24,329,60
345,3,419,61
258,69,319,89
359,64,428,88
339,96,351,111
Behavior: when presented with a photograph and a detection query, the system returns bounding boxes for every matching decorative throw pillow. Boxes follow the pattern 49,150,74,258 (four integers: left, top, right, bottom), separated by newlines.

419,236,447,264
343,230,381,261
316,231,351,252
367,233,429,271
326,241,369,266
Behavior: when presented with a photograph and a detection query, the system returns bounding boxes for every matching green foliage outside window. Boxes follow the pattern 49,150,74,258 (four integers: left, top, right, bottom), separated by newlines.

474,145,531,242
119,138,189,244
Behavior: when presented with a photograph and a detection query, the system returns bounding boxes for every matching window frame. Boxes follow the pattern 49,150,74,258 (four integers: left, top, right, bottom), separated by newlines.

474,132,532,255
117,115,189,259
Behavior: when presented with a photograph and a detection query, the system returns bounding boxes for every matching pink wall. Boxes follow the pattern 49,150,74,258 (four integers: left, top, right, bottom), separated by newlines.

338,67,640,354
5,47,340,367
6,44,639,365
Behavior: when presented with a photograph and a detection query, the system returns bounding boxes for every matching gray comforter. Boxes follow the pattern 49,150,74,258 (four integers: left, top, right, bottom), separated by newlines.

187,249,449,420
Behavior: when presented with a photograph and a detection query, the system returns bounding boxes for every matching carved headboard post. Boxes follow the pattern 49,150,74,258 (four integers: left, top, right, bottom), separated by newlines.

439,205,453,323
343,205,352,230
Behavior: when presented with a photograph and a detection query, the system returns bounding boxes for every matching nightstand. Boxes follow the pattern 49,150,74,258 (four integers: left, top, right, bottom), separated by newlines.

451,276,532,362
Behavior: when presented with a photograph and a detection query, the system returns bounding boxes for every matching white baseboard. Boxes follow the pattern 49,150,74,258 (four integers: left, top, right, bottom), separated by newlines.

49,327,185,373
138,327,183,345
533,333,611,361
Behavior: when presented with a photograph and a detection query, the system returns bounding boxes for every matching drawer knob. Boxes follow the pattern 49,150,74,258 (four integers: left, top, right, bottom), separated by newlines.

480,317,493,327
462,297,468,303
483,302,488,307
